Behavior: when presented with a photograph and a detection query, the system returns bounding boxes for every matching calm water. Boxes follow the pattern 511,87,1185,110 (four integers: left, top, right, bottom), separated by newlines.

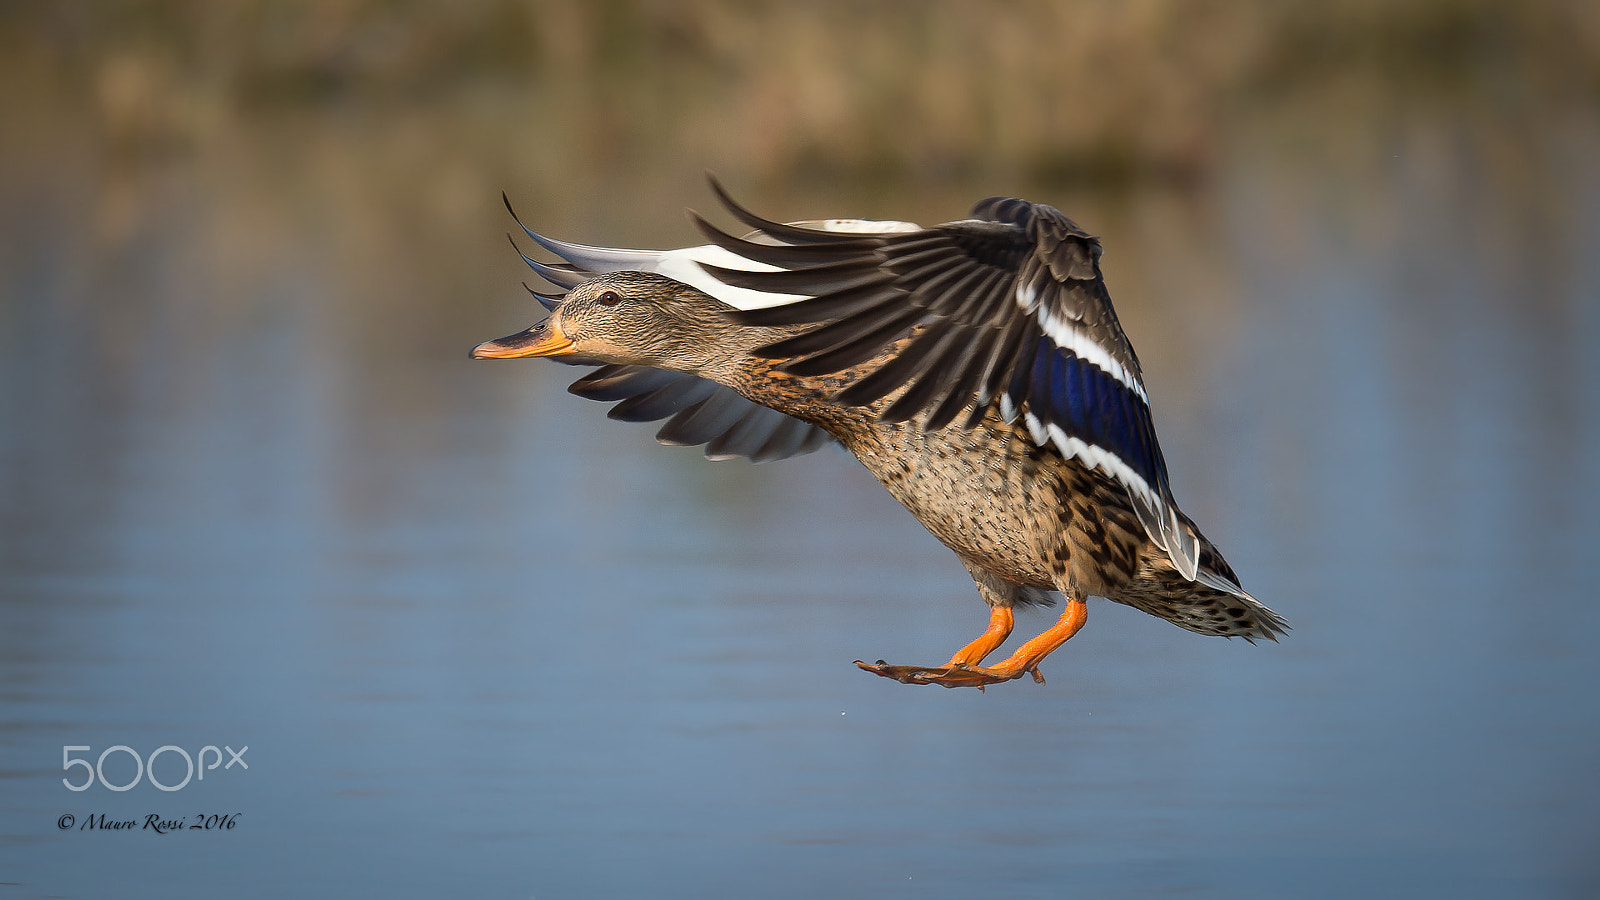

3,73,1599,898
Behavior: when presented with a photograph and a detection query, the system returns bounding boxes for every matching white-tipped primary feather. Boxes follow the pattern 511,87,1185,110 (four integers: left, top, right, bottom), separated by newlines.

526,238,800,309
525,219,923,311
659,246,808,309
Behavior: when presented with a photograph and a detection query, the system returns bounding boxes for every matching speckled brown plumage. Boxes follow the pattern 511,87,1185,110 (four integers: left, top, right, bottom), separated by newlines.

727,343,1259,633
473,187,1287,689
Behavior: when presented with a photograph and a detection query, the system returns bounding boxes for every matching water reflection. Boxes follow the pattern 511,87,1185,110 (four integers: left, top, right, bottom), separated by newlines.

3,9,1599,898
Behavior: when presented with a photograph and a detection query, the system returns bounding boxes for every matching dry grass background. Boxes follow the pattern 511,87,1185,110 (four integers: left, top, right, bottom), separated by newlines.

6,0,1596,188
1,0,1594,391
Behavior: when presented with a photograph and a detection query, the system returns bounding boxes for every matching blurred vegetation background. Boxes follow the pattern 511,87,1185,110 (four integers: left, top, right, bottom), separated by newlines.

1,0,1595,424
6,1,1596,187
5,0,1595,246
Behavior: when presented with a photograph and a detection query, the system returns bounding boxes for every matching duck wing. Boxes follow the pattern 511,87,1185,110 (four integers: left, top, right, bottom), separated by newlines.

568,365,834,462
695,184,1205,582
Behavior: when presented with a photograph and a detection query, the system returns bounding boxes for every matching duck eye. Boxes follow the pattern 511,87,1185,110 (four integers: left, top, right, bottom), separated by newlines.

596,290,621,307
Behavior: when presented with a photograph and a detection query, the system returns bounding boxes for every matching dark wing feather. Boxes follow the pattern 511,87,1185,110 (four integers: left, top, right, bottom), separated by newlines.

701,189,1207,580
567,366,835,463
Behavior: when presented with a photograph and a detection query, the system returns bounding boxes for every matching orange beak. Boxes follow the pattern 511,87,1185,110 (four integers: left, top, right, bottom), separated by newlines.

471,318,575,359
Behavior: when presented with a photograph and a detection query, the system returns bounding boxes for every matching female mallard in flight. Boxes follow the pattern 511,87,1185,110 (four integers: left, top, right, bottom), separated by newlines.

473,179,1286,689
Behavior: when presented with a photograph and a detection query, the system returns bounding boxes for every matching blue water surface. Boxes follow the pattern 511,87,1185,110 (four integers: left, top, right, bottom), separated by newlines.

3,82,1598,900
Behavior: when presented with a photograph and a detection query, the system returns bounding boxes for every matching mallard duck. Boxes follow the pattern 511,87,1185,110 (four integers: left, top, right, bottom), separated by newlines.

473,179,1286,689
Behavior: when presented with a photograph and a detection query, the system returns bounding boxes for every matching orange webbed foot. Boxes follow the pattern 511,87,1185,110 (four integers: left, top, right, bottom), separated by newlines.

855,598,1086,690
853,659,1045,689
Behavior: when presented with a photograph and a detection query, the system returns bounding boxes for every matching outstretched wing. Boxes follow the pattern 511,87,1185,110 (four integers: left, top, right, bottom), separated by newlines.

695,184,1205,582
567,365,834,462
502,195,836,462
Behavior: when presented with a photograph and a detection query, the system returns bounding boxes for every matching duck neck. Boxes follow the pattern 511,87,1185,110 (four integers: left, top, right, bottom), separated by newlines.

682,324,852,421
678,323,796,385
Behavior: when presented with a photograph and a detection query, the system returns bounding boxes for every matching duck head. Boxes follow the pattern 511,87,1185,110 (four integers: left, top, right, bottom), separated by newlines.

472,271,745,373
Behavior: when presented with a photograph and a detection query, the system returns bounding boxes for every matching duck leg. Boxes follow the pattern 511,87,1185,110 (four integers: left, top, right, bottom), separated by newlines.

857,598,1088,689
945,605,1015,667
